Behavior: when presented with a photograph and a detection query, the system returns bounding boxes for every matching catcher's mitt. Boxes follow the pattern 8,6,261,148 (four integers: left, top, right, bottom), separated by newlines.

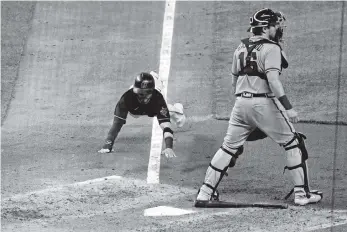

246,127,267,141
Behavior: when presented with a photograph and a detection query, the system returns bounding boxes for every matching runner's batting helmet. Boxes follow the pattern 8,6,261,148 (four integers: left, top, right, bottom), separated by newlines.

133,72,155,104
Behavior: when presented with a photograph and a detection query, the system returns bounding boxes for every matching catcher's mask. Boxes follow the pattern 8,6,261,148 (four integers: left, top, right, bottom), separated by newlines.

133,72,155,104
275,11,286,43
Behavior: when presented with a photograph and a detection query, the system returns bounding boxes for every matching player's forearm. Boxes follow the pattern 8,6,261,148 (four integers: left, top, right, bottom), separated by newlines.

267,71,293,110
105,118,124,145
160,121,174,149
164,137,173,149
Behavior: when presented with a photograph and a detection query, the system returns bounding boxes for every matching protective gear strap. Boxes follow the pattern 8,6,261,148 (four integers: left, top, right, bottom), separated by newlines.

209,163,224,173
281,51,289,69
220,145,243,167
284,165,310,200
284,132,308,160
284,184,304,200
202,163,229,200
209,163,229,177
283,133,309,172
203,182,215,192
283,135,296,147
241,38,288,71
240,39,268,80
220,146,237,158
200,184,220,201
283,162,310,194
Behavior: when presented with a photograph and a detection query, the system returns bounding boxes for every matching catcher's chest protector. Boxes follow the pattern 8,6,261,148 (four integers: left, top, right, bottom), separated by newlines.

241,38,288,75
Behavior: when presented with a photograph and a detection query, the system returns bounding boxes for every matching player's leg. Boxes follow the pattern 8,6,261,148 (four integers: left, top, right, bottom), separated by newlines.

253,98,322,205
196,144,244,202
167,103,186,128
282,132,322,205
150,71,186,127
150,71,164,93
196,99,253,202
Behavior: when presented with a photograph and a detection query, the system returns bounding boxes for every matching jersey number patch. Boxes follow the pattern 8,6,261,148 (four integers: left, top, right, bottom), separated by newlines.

238,52,258,73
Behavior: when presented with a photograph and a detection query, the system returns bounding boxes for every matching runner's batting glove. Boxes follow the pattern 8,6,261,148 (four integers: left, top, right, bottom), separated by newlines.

98,148,112,153
98,140,114,153
161,148,176,158
286,108,299,123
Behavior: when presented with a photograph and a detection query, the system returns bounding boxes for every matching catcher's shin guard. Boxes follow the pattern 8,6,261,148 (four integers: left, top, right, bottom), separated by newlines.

283,132,322,204
196,146,243,201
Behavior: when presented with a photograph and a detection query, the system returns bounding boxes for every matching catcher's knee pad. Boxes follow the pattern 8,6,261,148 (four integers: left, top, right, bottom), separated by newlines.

283,132,312,199
198,146,243,200
221,144,244,167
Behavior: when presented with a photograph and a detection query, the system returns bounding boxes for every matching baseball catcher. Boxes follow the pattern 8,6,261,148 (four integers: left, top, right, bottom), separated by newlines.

195,8,322,207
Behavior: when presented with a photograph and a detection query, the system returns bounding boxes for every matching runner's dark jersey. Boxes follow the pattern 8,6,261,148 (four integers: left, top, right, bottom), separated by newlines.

114,88,170,124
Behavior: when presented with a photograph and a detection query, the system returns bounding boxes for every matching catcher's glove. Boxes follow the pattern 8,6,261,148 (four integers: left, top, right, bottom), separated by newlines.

161,148,176,158
246,127,267,141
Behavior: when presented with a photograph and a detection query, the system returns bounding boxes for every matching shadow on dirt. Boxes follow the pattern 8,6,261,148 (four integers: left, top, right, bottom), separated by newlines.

1,207,48,221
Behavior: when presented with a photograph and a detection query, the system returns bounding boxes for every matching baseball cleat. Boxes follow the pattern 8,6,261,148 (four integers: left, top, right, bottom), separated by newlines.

294,189,323,206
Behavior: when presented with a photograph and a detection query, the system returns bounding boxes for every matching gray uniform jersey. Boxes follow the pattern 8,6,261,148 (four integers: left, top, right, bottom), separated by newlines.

231,36,282,95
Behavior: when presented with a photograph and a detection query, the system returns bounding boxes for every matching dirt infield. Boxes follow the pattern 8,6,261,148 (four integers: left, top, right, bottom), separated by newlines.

1,1,36,123
1,1,347,232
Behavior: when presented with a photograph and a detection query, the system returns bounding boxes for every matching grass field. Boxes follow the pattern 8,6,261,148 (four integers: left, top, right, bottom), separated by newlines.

1,1,346,232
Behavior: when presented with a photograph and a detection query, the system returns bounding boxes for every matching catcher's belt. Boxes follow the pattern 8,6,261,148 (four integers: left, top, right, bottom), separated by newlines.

235,92,275,98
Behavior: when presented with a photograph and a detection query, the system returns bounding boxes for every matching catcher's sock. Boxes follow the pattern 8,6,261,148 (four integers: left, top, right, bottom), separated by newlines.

196,185,212,201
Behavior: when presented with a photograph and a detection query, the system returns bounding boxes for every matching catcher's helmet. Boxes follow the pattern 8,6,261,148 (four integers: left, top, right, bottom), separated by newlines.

249,8,278,29
133,72,155,104
248,8,286,43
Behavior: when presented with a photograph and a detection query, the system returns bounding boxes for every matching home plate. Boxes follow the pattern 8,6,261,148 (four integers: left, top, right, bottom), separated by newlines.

144,206,196,216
